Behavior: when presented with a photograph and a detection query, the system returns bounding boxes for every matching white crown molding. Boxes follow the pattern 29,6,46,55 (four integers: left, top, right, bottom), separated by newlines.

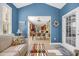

50,43,62,45
13,3,32,8
47,3,66,9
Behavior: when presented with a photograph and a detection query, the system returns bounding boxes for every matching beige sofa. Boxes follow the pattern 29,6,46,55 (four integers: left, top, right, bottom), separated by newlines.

0,35,27,56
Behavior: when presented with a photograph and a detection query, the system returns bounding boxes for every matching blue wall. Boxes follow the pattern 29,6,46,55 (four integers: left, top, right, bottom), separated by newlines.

60,3,79,16
6,3,79,43
7,3,18,35
18,3,61,43
60,3,79,42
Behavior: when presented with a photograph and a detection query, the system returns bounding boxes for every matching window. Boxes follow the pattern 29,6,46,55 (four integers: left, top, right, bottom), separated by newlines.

66,14,76,46
2,4,12,34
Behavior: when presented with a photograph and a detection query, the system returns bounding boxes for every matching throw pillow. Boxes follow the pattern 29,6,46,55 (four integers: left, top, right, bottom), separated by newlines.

11,36,25,46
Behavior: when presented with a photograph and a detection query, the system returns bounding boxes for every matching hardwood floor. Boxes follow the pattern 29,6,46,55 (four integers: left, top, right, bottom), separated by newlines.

27,37,73,56
28,36,51,50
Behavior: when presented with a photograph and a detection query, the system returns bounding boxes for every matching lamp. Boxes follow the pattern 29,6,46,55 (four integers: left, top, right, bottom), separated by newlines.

17,29,21,36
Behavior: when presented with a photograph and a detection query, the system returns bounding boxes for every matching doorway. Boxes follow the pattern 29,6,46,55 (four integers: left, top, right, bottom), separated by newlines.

28,16,51,50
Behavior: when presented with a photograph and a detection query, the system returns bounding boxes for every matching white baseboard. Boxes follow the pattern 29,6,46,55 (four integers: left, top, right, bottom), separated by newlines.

50,43,62,45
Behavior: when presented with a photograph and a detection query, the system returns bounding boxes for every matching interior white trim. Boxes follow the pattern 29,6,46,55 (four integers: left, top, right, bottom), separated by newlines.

27,16,51,43
50,43,62,45
28,18,30,38
47,3,66,9
13,3,32,8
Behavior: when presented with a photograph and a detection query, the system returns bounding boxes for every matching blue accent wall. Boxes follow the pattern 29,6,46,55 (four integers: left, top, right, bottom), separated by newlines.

60,3,79,16
60,3,79,42
6,3,79,43
18,3,61,43
7,3,18,35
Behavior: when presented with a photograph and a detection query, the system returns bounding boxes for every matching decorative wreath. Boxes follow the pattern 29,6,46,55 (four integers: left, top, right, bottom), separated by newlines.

53,20,59,28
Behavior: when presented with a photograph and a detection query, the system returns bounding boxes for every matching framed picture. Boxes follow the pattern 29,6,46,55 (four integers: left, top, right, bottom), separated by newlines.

2,5,12,34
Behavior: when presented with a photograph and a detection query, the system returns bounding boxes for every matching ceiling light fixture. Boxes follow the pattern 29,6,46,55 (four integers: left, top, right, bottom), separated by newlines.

37,17,41,22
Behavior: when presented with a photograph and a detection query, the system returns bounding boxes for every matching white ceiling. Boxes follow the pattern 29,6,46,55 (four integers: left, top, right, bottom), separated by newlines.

28,16,50,26
13,3,32,8
13,3,66,9
47,3,66,9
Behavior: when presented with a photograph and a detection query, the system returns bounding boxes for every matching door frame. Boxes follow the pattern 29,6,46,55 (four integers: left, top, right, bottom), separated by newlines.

27,16,51,43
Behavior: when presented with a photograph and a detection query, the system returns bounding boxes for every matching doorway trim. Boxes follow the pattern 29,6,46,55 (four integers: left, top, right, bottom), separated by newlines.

27,16,51,43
